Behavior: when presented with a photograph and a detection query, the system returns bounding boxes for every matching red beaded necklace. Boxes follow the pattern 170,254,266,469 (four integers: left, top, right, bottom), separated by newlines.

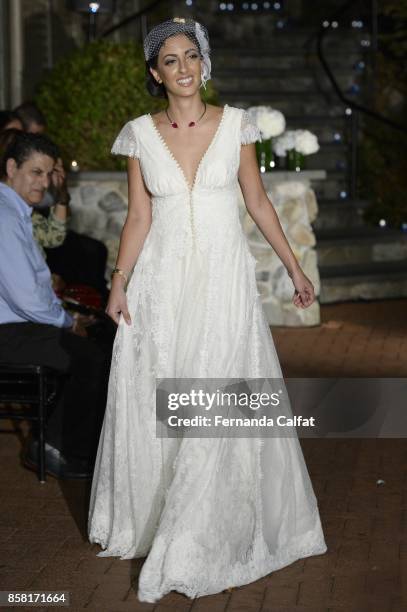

165,102,207,128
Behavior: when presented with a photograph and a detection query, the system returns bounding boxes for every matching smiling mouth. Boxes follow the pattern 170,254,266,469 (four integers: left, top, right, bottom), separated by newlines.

176,76,193,86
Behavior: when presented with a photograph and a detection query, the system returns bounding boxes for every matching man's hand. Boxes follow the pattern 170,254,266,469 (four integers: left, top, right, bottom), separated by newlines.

69,313,96,337
51,273,66,294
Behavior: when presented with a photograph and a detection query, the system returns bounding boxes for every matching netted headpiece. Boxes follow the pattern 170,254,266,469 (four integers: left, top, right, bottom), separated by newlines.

143,17,211,89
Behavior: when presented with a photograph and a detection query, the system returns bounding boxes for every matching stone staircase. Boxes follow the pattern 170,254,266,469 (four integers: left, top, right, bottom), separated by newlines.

208,17,407,303
314,226,407,302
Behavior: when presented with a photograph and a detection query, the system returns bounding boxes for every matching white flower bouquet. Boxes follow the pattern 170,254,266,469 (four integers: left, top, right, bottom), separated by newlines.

272,129,320,171
273,131,296,157
246,106,286,139
246,106,286,172
273,130,319,157
294,130,320,155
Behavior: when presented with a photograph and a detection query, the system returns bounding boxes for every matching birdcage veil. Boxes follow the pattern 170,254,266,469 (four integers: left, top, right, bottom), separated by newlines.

143,17,212,89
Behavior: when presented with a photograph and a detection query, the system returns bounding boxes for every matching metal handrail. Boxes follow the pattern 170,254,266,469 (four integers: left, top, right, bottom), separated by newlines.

313,0,407,198
315,0,407,134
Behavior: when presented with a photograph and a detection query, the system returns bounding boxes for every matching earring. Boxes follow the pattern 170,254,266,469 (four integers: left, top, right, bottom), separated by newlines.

200,70,207,90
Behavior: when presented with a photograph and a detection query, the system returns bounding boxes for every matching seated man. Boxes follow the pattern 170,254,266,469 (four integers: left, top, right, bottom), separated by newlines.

0,132,113,479
13,102,109,300
0,128,68,259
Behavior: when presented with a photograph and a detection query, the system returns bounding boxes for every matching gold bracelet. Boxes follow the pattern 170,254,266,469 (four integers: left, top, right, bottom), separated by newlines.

111,267,128,285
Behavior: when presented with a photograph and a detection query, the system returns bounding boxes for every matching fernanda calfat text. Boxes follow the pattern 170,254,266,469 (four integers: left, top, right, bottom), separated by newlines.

167,415,316,428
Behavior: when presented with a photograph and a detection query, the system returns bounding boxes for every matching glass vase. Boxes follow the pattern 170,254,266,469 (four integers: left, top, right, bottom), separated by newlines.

255,138,276,172
275,155,286,170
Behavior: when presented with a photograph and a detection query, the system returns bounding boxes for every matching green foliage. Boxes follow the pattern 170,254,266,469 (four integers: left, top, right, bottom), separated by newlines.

36,40,219,171
381,0,407,64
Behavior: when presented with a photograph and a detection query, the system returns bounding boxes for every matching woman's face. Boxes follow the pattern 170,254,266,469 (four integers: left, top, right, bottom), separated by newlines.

150,34,202,96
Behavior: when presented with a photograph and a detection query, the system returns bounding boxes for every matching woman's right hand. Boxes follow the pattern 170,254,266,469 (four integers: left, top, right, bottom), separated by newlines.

105,282,132,325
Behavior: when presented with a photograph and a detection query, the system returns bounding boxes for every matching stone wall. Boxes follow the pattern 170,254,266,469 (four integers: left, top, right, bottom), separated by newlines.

237,173,323,326
68,172,128,279
67,170,322,326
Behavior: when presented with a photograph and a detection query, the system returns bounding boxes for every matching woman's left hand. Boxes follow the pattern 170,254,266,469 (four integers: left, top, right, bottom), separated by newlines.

290,268,315,309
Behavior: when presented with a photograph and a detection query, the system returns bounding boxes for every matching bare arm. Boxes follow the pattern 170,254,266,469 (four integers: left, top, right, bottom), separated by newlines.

106,157,152,324
238,143,315,309
53,203,68,222
114,157,152,274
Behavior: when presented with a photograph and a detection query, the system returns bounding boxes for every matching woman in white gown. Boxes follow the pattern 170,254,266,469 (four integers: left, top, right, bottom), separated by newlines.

88,17,327,603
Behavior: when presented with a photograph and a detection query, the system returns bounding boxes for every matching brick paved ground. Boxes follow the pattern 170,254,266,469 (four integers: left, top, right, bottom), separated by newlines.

0,299,406,612
273,298,407,378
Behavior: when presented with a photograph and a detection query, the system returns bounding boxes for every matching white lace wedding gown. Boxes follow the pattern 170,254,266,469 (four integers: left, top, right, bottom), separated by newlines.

88,104,327,603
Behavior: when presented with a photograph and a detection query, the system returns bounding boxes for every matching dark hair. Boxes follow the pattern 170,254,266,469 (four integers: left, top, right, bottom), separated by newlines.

14,101,47,131
0,132,59,178
145,58,168,99
0,128,21,158
144,31,201,99
0,110,21,131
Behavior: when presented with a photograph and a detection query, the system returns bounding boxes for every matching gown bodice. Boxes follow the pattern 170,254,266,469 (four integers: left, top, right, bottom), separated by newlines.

111,105,261,254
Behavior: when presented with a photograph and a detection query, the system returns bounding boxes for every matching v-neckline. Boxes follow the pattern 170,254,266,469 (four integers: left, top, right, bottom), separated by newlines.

147,104,229,192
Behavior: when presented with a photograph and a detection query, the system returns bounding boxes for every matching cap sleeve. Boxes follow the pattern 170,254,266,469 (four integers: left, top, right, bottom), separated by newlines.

241,110,261,145
111,121,140,159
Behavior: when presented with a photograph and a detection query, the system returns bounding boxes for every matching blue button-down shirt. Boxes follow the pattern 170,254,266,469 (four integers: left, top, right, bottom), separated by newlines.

0,182,73,328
